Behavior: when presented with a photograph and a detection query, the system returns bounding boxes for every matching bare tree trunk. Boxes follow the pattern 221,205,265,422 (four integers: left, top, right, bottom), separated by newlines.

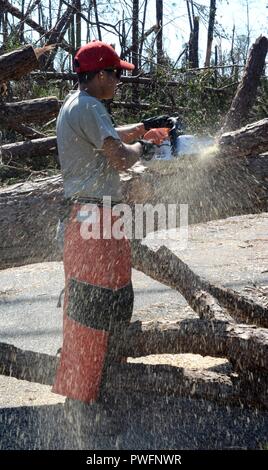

86,3,91,43
139,0,148,67
92,0,102,41
204,0,216,67
48,0,52,29
156,0,163,65
76,0,82,50
220,35,268,133
230,24,235,65
186,0,193,32
18,0,25,42
132,0,139,102
188,16,199,68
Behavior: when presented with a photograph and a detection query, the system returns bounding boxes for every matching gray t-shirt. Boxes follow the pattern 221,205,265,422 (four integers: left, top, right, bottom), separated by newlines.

56,90,122,202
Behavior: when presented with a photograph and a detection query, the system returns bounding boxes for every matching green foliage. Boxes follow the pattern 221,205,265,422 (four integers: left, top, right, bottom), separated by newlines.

2,32,21,53
114,65,237,135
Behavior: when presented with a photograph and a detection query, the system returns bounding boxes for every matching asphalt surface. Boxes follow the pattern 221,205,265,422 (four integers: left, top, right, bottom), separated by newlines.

0,264,184,356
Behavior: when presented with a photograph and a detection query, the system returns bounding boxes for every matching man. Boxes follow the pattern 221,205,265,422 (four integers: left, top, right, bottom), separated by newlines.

53,40,174,446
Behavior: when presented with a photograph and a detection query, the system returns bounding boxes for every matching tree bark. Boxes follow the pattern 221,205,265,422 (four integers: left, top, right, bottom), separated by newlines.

122,319,268,373
92,0,102,41
0,97,60,127
204,0,216,67
156,0,163,65
189,16,199,69
131,242,268,328
220,35,268,133
132,0,139,103
218,118,268,158
0,323,267,407
0,45,39,83
0,136,57,162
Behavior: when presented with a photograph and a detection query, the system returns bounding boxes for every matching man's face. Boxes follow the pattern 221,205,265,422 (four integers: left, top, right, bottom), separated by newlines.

99,68,122,99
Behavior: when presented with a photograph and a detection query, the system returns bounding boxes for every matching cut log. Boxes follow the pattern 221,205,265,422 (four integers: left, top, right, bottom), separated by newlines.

0,97,60,127
0,331,267,407
131,242,268,328
220,35,268,133
0,136,57,161
122,319,268,372
218,118,268,157
0,45,39,83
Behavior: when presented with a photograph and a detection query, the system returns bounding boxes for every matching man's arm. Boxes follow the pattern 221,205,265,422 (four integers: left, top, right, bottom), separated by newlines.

115,123,145,143
101,137,143,171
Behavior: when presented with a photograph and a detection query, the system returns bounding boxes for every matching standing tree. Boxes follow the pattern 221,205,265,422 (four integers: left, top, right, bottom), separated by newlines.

156,0,163,65
132,0,139,102
204,0,216,67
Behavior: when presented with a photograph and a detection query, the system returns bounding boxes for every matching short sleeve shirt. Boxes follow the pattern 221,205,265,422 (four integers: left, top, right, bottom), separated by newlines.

56,90,122,202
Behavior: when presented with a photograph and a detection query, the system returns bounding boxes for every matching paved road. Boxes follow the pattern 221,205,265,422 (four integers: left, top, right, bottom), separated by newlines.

0,264,184,355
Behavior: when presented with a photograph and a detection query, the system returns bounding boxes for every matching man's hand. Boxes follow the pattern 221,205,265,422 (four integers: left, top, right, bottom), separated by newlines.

142,115,179,131
137,139,157,161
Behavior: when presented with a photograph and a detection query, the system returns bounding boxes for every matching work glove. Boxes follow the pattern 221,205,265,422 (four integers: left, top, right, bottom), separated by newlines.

137,139,157,161
142,115,178,131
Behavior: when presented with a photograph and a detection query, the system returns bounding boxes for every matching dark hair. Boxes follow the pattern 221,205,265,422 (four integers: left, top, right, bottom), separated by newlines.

77,71,99,84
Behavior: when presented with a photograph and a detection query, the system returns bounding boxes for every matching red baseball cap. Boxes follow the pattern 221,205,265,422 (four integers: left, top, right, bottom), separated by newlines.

74,40,135,73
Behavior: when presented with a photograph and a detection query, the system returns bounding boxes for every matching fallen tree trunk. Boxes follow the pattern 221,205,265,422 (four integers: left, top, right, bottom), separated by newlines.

131,242,268,328
0,97,60,128
0,136,57,161
218,118,268,157
220,35,268,133
1,117,267,162
122,319,268,372
0,45,39,83
0,325,267,407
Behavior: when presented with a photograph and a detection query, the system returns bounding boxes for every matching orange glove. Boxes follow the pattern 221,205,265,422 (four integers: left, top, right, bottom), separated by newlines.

143,128,170,145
